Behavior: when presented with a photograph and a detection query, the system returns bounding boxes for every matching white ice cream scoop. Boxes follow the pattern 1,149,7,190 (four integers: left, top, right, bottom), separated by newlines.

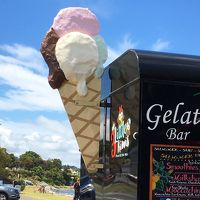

55,32,99,96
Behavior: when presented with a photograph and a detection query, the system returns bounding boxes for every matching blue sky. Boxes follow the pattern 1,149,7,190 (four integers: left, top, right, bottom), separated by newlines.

0,0,200,167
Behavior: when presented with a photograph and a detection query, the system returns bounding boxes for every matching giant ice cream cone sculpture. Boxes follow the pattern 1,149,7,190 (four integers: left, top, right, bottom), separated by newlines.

41,7,107,173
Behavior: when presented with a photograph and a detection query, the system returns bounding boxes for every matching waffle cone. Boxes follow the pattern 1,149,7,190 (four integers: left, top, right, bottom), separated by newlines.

58,75,101,173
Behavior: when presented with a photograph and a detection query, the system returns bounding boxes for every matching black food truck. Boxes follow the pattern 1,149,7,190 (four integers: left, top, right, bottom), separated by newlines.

80,49,200,200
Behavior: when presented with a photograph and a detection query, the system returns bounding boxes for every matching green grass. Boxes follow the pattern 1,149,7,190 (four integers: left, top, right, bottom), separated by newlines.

21,186,73,200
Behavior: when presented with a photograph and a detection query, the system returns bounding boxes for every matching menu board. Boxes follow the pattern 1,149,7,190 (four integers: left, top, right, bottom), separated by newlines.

150,144,200,200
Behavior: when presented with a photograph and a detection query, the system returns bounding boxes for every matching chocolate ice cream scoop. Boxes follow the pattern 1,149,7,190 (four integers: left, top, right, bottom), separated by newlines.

40,28,66,89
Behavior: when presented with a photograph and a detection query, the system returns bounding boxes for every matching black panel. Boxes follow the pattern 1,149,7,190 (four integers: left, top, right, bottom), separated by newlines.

135,49,200,83
139,81,200,200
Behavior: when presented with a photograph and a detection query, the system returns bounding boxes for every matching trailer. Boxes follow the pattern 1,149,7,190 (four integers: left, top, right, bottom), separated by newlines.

80,49,200,200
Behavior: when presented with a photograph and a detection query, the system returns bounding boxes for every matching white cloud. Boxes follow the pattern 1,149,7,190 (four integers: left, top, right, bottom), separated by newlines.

105,34,138,66
118,34,138,53
24,131,40,141
0,44,46,75
152,38,170,51
0,44,64,111
105,36,170,67
0,117,80,167
0,126,14,148
36,116,69,135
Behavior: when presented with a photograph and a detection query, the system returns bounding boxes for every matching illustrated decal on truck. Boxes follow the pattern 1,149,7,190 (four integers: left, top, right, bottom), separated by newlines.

111,105,131,158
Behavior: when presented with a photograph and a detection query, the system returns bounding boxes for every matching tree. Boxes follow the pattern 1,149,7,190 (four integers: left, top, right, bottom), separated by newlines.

62,167,73,185
51,159,62,169
8,153,19,169
45,168,65,185
0,148,11,177
19,151,43,170
32,166,44,181
0,148,80,186
43,159,62,170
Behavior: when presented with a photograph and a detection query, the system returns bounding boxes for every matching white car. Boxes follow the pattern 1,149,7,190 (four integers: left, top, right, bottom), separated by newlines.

0,185,20,200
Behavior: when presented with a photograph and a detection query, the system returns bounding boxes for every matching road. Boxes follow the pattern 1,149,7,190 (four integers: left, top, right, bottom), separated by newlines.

20,196,35,200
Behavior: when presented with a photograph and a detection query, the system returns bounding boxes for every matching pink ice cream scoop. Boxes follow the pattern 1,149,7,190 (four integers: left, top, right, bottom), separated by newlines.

52,7,99,37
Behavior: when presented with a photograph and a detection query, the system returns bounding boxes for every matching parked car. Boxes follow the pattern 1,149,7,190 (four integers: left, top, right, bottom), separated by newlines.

80,175,95,200
24,180,33,186
0,185,20,200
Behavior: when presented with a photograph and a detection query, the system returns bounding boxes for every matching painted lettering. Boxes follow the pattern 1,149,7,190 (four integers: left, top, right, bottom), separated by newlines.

146,104,163,130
